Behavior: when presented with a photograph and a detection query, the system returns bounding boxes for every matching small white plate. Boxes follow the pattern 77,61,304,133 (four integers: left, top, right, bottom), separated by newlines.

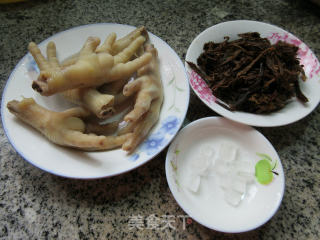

1,23,190,179
165,117,285,233
185,20,320,127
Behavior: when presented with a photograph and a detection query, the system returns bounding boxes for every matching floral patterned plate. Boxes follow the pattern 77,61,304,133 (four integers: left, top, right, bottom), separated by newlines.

165,117,285,233
185,20,320,127
1,23,189,179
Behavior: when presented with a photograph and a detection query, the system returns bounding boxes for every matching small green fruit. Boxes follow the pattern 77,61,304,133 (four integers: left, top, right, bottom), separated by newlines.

255,159,273,185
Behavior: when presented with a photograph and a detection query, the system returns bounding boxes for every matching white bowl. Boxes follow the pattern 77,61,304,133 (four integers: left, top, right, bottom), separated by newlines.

165,117,285,233
185,20,320,127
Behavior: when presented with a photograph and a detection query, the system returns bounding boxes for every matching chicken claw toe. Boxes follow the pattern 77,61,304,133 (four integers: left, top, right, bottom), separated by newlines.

121,44,164,152
123,44,161,122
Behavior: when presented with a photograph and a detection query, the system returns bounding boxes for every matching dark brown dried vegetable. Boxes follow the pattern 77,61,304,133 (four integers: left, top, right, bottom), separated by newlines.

187,32,308,113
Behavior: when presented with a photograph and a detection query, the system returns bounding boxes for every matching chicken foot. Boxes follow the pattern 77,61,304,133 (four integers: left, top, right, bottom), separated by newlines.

29,35,151,95
7,98,131,150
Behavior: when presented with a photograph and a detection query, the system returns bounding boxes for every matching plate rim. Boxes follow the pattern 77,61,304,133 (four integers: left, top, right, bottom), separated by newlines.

185,19,320,127
165,116,285,233
1,23,190,179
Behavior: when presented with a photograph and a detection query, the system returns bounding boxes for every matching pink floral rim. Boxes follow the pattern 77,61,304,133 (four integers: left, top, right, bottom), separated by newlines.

267,32,320,79
188,70,216,105
188,31,320,106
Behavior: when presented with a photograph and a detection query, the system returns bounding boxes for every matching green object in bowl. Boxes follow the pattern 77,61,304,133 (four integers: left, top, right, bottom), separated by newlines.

255,159,273,185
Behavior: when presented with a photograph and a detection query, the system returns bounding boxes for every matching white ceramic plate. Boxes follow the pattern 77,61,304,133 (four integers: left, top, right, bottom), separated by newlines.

185,20,320,127
1,23,190,179
166,117,285,233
